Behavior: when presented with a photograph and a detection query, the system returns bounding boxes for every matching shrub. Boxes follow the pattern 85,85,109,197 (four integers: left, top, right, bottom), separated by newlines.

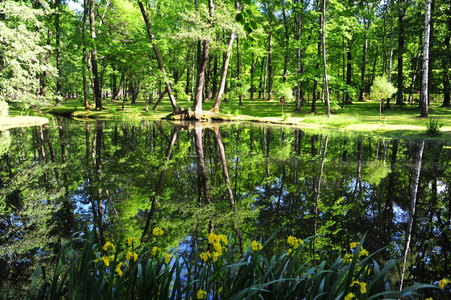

0,101,8,117
424,117,443,137
371,76,397,101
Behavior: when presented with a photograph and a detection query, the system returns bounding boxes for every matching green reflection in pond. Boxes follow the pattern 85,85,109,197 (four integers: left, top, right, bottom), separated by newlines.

0,118,450,297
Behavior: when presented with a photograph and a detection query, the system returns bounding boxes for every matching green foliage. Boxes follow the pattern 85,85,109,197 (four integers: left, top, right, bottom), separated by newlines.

424,117,443,137
275,82,295,102
0,1,56,105
363,160,391,185
0,130,11,158
370,76,397,101
28,230,438,299
0,100,8,117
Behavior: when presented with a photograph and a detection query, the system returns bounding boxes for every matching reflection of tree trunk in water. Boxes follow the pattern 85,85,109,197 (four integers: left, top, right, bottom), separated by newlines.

141,128,179,242
353,139,362,196
399,140,424,290
213,128,243,253
85,122,99,243
313,135,328,264
378,139,397,252
94,121,105,246
193,126,214,234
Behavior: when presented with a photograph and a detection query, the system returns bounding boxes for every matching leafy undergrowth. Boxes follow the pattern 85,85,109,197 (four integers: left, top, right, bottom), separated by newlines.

26,228,448,300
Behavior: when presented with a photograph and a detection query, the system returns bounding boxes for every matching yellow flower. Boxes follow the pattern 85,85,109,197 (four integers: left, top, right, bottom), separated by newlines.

115,262,124,277
101,256,111,266
200,251,211,262
196,289,207,299
350,280,359,287
151,246,161,256
218,234,228,245
344,292,355,300
153,227,164,236
251,240,263,251
103,241,115,251
127,237,139,246
359,248,369,258
343,253,353,263
212,252,220,262
438,278,450,288
360,282,367,294
425,298,433,300
350,242,358,249
218,287,223,292
213,242,223,254
287,248,292,256
208,232,218,244
164,254,174,264
287,236,297,246
126,251,138,262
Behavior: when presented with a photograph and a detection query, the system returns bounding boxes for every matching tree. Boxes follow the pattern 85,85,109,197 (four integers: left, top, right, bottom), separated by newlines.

0,1,55,105
420,0,431,117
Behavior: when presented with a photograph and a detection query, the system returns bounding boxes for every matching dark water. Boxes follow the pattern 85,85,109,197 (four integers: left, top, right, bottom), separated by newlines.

1,118,450,294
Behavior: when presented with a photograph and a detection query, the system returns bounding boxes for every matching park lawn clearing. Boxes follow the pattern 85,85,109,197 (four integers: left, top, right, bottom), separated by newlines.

21,97,451,141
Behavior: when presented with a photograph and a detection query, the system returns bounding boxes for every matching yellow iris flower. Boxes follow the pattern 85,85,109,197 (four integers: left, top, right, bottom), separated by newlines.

126,251,138,262
251,240,263,251
115,262,124,277
103,241,115,251
164,254,174,264
196,289,207,299
151,246,161,256
127,237,139,246
344,292,355,300
153,227,164,236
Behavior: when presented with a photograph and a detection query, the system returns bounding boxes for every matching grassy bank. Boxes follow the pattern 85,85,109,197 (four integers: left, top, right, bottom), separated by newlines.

13,97,451,140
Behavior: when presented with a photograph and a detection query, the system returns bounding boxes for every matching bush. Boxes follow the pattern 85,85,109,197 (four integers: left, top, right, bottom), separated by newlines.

424,117,443,136
371,77,397,101
27,228,441,300
0,101,8,117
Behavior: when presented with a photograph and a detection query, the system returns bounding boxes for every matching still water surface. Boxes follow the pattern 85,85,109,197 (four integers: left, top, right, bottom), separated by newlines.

1,118,450,292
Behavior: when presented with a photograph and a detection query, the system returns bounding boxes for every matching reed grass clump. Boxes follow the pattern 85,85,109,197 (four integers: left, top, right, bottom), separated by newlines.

29,229,441,300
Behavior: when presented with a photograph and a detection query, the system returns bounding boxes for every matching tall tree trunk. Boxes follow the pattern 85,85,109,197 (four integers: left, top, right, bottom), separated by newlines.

82,0,89,110
345,41,352,104
89,0,102,110
321,0,330,116
193,40,209,117
408,36,422,104
420,0,431,117
211,31,234,112
267,33,273,100
55,0,62,106
358,19,370,102
237,37,243,105
295,0,304,111
250,51,256,100
396,0,405,105
138,1,180,113
441,3,451,107
388,0,395,83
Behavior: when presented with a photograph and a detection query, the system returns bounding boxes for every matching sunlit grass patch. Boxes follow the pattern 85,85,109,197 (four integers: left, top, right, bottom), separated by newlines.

302,114,361,127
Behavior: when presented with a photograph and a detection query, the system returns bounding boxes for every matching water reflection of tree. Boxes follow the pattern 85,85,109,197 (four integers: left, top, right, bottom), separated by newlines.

1,121,451,296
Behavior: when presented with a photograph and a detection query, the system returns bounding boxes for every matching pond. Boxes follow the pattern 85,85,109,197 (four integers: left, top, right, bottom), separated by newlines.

1,118,450,296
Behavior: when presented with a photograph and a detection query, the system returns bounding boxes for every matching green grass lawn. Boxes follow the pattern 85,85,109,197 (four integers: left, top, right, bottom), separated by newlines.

18,96,451,141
